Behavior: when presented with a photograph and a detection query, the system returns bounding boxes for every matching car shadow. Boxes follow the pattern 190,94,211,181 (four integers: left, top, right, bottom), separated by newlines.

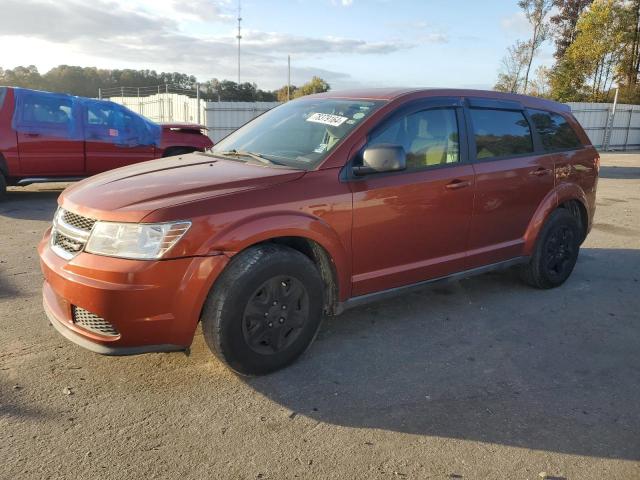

0,378,48,420
244,248,640,460
0,188,63,221
598,165,640,179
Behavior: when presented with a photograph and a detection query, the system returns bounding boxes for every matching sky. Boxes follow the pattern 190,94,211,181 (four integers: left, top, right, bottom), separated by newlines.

0,0,556,91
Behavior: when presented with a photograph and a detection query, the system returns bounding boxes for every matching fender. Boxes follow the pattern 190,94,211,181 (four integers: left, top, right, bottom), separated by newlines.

202,211,352,301
523,182,589,255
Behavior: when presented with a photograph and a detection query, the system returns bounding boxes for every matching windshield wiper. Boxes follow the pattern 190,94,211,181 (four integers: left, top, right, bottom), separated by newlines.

218,149,274,165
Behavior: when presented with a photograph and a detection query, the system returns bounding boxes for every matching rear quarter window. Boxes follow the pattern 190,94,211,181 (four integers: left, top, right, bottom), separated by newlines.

469,108,534,160
528,109,582,151
0,87,6,110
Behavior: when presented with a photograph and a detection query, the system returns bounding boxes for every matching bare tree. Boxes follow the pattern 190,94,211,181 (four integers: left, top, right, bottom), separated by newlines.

495,40,530,93
519,0,554,93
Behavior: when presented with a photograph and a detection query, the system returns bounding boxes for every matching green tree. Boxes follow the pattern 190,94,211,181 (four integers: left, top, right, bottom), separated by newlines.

292,76,330,98
563,0,626,101
618,0,640,90
551,0,594,58
275,84,297,102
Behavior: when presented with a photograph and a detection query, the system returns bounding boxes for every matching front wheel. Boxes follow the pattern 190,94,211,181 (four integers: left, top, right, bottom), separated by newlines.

520,208,581,289
201,244,324,375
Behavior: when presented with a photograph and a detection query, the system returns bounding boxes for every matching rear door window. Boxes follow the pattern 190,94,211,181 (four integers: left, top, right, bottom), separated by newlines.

469,108,534,160
12,90,80,139
528,109,582,151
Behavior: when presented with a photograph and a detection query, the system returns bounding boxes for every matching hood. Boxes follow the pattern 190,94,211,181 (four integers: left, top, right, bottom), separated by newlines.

61,153,305,222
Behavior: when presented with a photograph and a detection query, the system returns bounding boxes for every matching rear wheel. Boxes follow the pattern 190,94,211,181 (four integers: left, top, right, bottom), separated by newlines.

201,244,324,375
520,208,581,289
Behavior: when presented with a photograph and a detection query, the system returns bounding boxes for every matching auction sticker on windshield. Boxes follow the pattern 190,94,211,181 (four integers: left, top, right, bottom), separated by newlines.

306,113,348,127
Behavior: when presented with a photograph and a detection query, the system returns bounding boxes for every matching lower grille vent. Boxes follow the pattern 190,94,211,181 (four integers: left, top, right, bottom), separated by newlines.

72,306,119,337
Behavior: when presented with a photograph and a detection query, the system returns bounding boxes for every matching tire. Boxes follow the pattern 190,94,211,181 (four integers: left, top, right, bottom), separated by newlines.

162,147,195,158
201,244,325,375
520,208,581,289
0,174,6,201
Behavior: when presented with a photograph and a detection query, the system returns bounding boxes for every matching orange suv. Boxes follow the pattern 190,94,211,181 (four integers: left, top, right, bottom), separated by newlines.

38,89,598,375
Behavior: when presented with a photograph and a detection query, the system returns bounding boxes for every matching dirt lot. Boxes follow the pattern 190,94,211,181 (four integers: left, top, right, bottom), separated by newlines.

1,153,639,480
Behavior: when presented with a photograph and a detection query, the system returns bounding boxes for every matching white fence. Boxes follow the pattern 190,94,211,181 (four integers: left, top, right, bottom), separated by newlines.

110,93,205,125
110,93,639,151
110,93,280,143
567,101,640,151
204,102,281,143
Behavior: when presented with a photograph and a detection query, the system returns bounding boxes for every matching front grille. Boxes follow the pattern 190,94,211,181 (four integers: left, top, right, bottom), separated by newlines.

52,230,84,255
50,209,96,260
61,210,96,232
72,306,119,337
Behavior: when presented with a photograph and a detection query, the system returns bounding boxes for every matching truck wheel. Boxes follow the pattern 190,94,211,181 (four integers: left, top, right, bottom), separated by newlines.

162,147,195,158
0,174,6,201
201,244,324,376
520,208,581,289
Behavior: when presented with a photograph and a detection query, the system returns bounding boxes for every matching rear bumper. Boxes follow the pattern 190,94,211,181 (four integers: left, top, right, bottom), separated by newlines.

38,229,229,355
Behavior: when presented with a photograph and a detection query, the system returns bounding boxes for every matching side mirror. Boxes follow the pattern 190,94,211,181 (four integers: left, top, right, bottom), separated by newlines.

353,144,406,176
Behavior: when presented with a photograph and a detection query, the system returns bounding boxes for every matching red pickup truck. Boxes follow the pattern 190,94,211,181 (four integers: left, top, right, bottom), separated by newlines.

0,87,213,198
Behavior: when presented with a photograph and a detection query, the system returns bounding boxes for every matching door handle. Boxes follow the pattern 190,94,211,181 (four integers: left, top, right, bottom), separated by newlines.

25,133,41,138
529,167,551,176
445,179,471,190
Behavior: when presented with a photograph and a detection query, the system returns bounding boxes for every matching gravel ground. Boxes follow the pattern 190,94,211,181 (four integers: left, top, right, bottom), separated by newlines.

1,153,639,480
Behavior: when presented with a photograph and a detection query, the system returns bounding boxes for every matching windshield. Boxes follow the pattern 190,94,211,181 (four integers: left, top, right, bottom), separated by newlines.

211,98,385,170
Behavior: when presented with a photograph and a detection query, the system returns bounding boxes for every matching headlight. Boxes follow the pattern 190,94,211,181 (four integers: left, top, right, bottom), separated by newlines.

85,221,191,260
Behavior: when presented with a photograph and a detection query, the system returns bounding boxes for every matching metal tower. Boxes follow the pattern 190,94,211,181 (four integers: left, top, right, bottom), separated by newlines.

236,1,242,85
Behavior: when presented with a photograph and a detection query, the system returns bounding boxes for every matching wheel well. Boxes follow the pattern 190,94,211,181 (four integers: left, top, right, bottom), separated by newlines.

559,199,588,242
0,152,8,179
263,237,340,316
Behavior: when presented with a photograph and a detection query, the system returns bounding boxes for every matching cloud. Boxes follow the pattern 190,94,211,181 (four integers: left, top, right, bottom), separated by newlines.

0,0,416,89
331,0,354,6
500,12,530,35
243,30,412,55
0,0,172,42
171,0,235,23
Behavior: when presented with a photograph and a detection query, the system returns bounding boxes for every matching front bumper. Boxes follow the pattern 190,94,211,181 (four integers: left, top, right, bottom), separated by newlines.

38,228,229,354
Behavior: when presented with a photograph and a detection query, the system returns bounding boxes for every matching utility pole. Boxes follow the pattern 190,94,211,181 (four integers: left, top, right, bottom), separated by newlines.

236,0,242,86
604,87,620,152
287,55,291,101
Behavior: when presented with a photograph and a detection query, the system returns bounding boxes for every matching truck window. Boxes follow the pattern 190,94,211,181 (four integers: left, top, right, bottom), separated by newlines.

469,108,534,160
528,109,582,151
85,100,159,146
12,89,79,139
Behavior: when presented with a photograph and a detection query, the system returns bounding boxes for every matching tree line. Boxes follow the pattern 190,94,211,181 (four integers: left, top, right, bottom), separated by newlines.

496,0,640,104
0,65,330,102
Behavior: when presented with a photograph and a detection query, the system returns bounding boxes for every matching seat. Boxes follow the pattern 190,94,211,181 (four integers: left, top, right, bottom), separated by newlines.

407,115,449,169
